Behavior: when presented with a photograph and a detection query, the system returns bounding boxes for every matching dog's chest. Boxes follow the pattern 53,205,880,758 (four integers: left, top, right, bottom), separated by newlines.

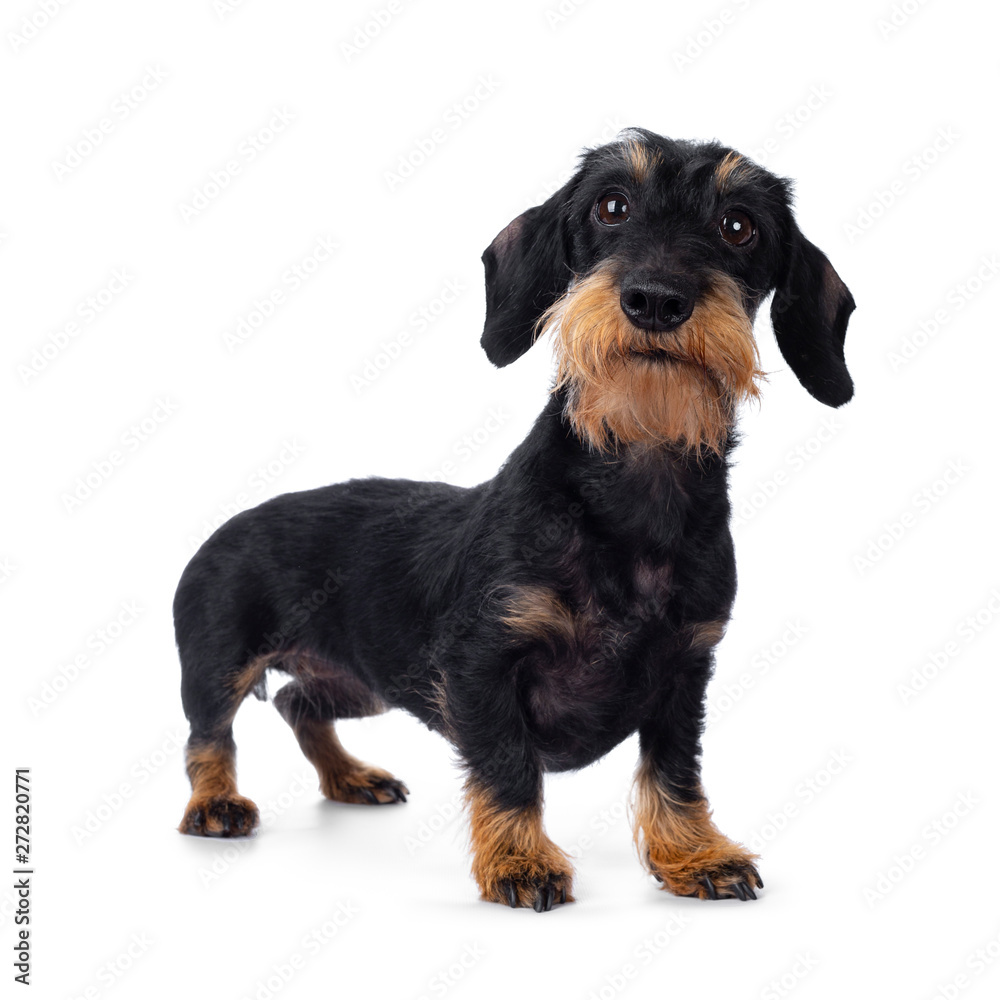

506,557,675,770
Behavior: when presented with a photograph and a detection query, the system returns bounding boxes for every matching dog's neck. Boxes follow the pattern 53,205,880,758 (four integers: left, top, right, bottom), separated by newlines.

499,389,734,556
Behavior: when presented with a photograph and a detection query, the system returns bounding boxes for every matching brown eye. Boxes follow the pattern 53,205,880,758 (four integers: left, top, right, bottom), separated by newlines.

720,210,755,246
596,191,630,225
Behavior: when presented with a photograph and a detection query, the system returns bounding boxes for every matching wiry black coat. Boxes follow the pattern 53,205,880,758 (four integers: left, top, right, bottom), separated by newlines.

177,386,734,809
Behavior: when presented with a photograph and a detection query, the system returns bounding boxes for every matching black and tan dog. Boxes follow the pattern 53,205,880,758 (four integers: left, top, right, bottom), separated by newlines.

175,128,854,911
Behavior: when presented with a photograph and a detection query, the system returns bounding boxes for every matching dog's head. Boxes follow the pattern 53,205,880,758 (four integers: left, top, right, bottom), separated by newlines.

480,128,855,454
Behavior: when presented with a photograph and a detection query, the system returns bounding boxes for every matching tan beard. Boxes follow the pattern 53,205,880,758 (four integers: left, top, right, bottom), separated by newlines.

539,266,765,455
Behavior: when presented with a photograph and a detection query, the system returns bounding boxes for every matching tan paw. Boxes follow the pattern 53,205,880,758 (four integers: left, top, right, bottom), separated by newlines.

647,844,762,900
320,766,409,805
178,794,259,837
476,855,575,912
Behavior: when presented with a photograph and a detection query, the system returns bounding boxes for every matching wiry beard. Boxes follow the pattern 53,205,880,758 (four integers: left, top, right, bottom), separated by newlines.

538,266,764,456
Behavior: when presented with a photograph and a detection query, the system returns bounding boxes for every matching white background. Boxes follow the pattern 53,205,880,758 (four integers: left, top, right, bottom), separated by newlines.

4,0,999,997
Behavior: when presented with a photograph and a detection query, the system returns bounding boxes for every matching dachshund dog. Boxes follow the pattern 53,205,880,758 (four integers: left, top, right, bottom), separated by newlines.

175,128,854,911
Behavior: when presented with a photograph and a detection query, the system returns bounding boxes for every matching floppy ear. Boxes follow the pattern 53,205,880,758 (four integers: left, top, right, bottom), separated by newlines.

770,224,856,406
480,183,576,367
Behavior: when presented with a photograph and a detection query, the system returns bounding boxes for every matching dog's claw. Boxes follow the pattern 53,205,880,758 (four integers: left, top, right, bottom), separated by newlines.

533,882,561,912
498,877,567,911
733,880,754,901
701,875,719,900
369,778,408,804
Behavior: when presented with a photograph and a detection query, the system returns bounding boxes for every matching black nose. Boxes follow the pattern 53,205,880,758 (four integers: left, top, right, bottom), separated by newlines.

619,276,695,332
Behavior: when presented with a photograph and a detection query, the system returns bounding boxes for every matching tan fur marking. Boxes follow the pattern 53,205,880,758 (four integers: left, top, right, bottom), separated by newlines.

500,585,577,646
185,743,238,799
632,756,758,898
622,138,658,182
178,741,259,836
293,717,408,804
686,619,728,651
715,151,745,192
224,656,272,723
427,673,454,738
541,265,764,455
465,778,574,906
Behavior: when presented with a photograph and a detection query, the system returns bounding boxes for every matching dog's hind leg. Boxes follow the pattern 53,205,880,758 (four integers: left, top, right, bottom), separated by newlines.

178,651,266,837
274,664,408,805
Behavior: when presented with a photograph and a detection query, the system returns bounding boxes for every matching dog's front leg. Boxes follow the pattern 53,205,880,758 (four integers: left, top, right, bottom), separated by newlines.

463,760,574,912
633,662,763,901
